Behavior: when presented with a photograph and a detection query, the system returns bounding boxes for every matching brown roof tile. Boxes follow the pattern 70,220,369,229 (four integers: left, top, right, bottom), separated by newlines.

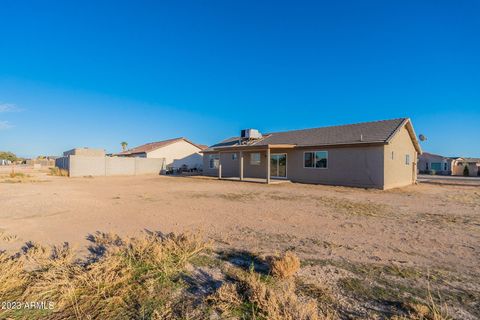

119,137,205,155
204,118,418,152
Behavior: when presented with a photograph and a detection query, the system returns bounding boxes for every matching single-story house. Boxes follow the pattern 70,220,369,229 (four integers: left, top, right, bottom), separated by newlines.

418,152,457,175
452,158,480,176
117,137,207,170
202,118,422,190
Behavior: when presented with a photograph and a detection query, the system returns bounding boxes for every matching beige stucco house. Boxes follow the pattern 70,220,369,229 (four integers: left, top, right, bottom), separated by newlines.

451,158,480,176
118,137,207,170
202,118,422,190
418,153,480,177
418,152,457,175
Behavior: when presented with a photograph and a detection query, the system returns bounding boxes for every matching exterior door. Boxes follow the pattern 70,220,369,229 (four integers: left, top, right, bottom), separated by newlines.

270,153,287,178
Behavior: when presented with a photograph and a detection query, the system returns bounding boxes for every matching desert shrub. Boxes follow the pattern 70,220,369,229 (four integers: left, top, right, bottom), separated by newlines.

209,266,328,320
49,167,69,176
8,172,29,178
269,251,301,279
391,293,451,320
0,232,210,319
0,252,29,301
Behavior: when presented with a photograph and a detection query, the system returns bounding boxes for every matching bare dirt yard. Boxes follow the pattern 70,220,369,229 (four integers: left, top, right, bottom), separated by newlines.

1,168,479,319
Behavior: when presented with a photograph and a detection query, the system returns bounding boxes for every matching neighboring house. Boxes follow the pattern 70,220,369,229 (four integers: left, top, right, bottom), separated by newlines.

117,137,207,170
418,153,480,177
418,152,457,175
452,158,480,177
202,118,422,190
0,159,12,165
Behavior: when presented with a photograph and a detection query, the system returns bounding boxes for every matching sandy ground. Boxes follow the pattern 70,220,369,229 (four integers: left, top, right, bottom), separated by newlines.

1,168,479,318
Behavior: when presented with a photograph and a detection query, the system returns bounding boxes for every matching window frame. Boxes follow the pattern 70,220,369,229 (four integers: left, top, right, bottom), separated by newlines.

250,152,261,166
209,154,220,169
303,151,328,169
405,154,410,165
232,153,237,161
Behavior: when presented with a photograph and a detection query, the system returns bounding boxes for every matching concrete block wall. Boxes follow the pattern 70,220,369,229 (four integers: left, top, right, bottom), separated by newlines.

57,156,164,177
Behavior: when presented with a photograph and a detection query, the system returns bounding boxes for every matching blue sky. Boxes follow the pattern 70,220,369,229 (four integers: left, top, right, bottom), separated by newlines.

0,0,479,158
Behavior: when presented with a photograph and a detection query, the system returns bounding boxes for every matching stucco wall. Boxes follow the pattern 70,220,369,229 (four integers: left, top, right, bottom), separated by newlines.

105,157,136,176
286,147,385,188
452,162,480,176
202,152,241,177
204,146,385,188
63,148,105,157
383,125,417,189
69,156,106,177
134,158,164,175
60,156,164,177
146,140,203,169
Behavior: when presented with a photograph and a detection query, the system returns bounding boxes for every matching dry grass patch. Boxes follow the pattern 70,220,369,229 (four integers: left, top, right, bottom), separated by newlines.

208,266,333,320
269,251,301,279
191,191,258,202
265,192,389,216
0,232,211,319
49,167,69,177
0,172,36,183
318,196,389,216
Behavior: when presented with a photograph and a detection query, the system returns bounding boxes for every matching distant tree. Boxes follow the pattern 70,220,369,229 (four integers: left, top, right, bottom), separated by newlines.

0,151,17,162
463,165,470,177
121,141,128,151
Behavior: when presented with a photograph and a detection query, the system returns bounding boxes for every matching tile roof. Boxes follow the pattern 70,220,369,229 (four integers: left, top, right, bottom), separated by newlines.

118,137,206,155
204,118,416,152
459,158,480,163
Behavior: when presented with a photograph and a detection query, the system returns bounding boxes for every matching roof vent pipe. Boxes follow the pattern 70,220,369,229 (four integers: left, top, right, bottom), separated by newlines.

360,134,363,142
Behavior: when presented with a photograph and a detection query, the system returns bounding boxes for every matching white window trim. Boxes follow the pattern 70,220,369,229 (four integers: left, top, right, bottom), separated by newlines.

209,154,220,169
303,151,328,169
250,153,261,166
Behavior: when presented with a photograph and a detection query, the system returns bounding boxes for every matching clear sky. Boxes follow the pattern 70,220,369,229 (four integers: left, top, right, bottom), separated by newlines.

0,0,479,158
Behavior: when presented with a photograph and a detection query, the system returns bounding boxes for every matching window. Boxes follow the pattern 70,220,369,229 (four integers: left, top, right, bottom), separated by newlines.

209,154,219,169
250,153,261,165
304,151,328,168
431,162,441,171
304,152,313,167
426,162,429,170
444,163,447,171
391,151,394,160
232,153,237,160
405,154,410,165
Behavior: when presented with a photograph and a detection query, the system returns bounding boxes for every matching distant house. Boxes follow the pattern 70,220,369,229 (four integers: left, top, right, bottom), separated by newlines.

117,137,207,170
418,153,480,177
0,159,12,166
418,152,457,175
452,158,480,177
202,118,422,190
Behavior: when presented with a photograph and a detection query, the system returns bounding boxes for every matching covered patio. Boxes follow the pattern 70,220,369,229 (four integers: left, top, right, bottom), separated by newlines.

214,144,295,184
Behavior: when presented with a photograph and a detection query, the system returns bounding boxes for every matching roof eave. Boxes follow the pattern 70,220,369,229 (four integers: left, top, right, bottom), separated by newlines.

385,118,422,154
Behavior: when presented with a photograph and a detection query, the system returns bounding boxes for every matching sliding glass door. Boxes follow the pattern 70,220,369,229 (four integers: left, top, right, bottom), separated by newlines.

270,153,287,178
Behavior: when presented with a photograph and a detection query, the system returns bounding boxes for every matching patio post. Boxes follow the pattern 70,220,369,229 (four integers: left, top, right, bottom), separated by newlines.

218,152,222,179
266,148,271,184
239,151,244,181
